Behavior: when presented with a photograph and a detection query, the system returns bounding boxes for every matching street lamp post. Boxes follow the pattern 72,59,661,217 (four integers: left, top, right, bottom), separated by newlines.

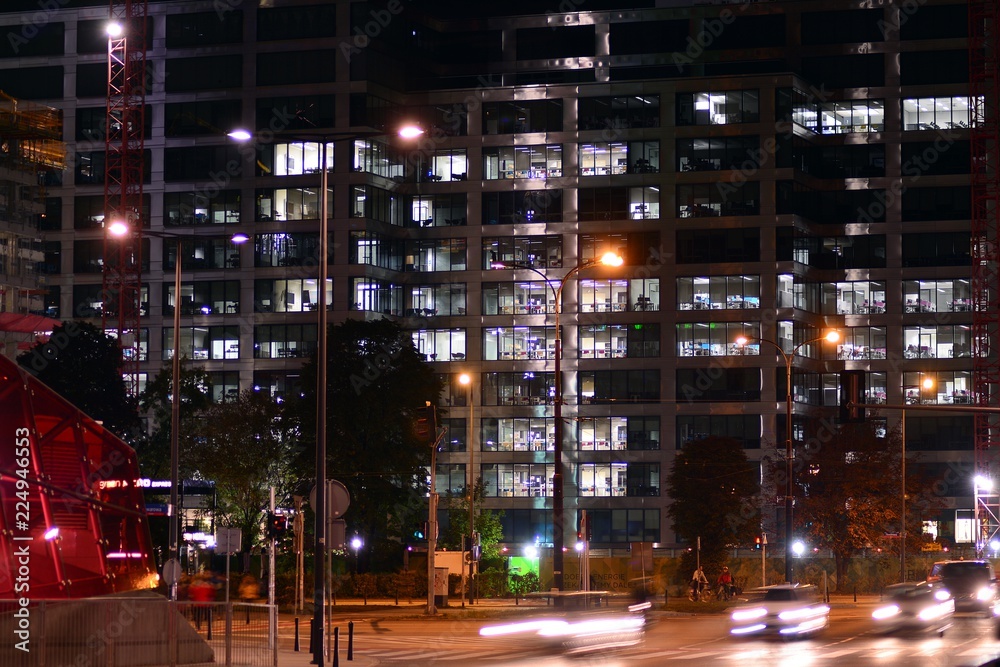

107,222,246,600
491,252,623,590
230,125,421,664
458,373,475,606
737,330,840,584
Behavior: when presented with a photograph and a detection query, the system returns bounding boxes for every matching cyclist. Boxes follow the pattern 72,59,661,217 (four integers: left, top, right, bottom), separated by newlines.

716,566,734,600
690,566,709,600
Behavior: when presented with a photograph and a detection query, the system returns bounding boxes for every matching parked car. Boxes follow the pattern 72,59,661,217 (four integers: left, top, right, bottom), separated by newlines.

729,584,830,638
871,581,954,636
927,560,997,614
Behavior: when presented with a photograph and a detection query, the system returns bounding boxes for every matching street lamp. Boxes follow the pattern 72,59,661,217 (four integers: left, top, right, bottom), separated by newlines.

491,251,623,590
229,124,422,664
458,372,475,606
900,375,935,582
107,221,246,600
736,329,840,584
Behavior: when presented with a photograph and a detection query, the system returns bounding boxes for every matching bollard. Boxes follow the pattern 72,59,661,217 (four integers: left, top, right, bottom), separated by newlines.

308,618,313,653
294,617,300,652
206,607,213,641
348,620,354,660
854,586,857,603
333,626,340,667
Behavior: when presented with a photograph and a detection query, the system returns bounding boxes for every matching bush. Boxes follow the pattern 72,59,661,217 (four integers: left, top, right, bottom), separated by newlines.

509,571,539,602
478,567,508,598
352,573,378,603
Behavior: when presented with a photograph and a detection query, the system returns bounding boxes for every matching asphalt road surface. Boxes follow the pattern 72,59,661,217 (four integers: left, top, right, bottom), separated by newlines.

339,608,1000,666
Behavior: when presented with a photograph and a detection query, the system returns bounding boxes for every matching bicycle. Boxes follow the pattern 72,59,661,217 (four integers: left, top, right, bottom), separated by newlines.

688,583,710,602
714,584,734,601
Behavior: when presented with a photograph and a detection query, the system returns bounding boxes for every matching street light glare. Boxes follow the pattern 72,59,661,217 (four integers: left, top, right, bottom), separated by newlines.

106,22,123,37
458,373,471,386
735,336,749,346
922,377,935,390
600,251,624,267
227,129,252,142
107,220,129,237
825,331,841,343
976,475,993,491
398,125,425,139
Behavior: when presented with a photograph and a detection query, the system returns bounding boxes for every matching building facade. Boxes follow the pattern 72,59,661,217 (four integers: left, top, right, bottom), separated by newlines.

0,0,982,550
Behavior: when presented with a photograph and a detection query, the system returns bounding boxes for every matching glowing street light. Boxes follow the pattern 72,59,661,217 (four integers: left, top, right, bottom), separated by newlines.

490,251,623,591
736,330,840,583
107,222,247,601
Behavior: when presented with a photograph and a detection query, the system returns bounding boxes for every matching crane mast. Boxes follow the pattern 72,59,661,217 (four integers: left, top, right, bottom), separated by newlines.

101,0,148,397
970,0,1000,552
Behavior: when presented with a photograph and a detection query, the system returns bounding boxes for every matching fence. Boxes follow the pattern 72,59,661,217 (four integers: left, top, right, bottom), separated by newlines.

0,596,277,667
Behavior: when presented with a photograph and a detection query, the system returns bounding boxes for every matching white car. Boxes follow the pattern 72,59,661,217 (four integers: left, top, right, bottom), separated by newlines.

729,584,830,638
872,581,954,636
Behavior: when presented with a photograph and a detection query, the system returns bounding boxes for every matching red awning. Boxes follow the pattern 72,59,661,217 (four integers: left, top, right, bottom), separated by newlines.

0,312,61,333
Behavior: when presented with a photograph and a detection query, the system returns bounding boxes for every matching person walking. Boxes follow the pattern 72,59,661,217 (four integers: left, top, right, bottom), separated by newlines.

690,566,709,601
189,573,216,630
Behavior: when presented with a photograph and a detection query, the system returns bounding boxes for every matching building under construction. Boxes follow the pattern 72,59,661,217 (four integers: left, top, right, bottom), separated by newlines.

0,91,64,357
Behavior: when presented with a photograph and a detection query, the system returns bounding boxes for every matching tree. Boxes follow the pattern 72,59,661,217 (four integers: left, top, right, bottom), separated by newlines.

186,390,299,553
17,321,139,440
441,479,505,562
793,416,942,589
136,362,213,479
295,318,444,571
666,436,760,574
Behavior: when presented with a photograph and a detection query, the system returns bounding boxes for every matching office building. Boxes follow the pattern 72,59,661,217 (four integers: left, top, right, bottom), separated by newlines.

0,0,986,550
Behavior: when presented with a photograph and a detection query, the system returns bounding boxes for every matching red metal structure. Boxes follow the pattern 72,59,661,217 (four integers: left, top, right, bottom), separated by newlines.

0,354,157,599
101,0,148,396
970,0,1000,550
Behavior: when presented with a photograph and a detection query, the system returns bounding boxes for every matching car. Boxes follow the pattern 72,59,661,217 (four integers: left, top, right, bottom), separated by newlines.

871,581,954,636
729,584,830,639
927,560,997,613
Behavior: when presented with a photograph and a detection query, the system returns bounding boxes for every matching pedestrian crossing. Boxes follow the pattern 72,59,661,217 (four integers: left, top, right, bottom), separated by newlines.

349,640,1000,664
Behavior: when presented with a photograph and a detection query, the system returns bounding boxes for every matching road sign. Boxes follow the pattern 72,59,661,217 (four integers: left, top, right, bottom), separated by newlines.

309,480,351,519
328,518,346,551
163,558,181,586
216,527,242,553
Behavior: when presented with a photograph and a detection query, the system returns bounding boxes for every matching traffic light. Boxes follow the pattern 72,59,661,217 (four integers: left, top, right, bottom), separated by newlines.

840,370,866,423
414,403,437,445
754,536,762,550
266,512,287,538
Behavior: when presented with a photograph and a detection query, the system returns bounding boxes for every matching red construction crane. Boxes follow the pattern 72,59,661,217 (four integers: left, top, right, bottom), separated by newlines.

969,0,1000,551
101,0,148,397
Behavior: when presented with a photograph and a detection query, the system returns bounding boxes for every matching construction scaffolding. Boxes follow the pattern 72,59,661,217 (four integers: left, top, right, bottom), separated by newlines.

0,91,65,357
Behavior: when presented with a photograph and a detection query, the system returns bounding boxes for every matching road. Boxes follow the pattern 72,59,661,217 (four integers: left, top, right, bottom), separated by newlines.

331,607,1000,666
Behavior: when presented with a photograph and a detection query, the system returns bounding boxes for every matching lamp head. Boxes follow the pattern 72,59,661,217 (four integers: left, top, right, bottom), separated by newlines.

227,129,253,142
824,331,841,344
230,233,250,244
398,125,425,139
458,373,471,386
600,251,624,267
735,336,750,346
106,22,123,38
107,220,130,237
922,377,935,390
